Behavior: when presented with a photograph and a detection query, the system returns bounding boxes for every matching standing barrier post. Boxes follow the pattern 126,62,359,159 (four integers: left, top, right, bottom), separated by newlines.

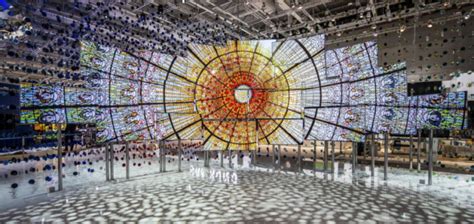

409,134,414,170
297,144,302,173
428,129,434,185
125,141,130,179
370,134,375,177
323,141,328,172
178,140,182,172
384,133,389,181
57,128,63,191
417,130,421,171
105,144,110,181
331,141,335,173
313,141,316,174
109,143,114,180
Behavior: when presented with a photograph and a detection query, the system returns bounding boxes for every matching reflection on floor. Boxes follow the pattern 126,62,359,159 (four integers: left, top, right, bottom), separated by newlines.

0,165,473,223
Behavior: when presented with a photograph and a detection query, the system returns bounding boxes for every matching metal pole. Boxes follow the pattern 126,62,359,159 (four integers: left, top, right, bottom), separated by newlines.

252,149,257,167
206,151,210,168
57,128,63,191
363,138,367,160
297,144,302,173
384,133,388,181
352,142,356,174
178,140,182,172
331,141,335,173
228,149,232,168
109,143,114,180
220,150,224,168
272,145,276,170
370,134,375,177
278,145,281,171
324,141,328,172
105,144,110,181
203,151,207,167
313,141,316,174
159,140,163,172
409,134,413,170
125,141,130,179
354,142,358,165
163,141,166,172
417,129,421,171
428,129,433,185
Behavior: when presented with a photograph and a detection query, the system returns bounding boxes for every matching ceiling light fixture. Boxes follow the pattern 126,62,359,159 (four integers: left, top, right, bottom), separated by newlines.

464,11,471,20
399,25,406,32
427,19,433,28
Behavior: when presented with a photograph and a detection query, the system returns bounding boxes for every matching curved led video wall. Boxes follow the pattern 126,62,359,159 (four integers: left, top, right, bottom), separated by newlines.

20,35,468,148
163,36,325,150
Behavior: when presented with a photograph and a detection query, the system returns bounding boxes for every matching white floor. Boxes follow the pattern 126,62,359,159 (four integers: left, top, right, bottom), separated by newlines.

0,148,473,222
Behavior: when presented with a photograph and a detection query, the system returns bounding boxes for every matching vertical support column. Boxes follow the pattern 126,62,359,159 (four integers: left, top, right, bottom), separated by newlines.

206,151,210,167
178,139,182,172
409,134,413,170
220,150,224,168
428,129,433,185
238,150,243,165
278,145,281,171
331,141,335,173
297,144,302,173
417,129,421,171
370,134,375,177
252,149,257,167
272,145,276,170
313,141,316,174
228,149,232,168
352,142,356,174
203,151,208,168
383,133,389,181
254,120,258,168
354,142,358,165
109,143,114,181
125,141,130,179
363,138,367,161
105,144,110,181
162,141,166,172
57,128,63,191
323,141,328,172
159,140,163,172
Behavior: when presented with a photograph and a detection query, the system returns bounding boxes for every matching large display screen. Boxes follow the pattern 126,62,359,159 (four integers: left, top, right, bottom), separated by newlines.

19,36,468,145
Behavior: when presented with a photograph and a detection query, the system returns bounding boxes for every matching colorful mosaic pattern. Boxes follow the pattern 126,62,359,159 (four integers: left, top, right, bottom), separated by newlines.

19,37,468,146
161,37,325,150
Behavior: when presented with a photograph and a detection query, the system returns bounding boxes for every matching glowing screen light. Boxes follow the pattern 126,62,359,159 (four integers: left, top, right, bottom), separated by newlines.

19,36,468,146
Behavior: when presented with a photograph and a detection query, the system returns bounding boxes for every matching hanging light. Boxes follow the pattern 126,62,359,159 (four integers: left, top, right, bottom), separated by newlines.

336,32,342,37
427,19,433,28
464,11,471,20
399,25,406,32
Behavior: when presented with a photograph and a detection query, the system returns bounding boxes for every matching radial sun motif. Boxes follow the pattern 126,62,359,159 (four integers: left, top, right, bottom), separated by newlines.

163,36,325,150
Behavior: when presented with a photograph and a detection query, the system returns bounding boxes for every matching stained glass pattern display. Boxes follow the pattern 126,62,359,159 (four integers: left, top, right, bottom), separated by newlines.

19,37,468,145
162,37,327,150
